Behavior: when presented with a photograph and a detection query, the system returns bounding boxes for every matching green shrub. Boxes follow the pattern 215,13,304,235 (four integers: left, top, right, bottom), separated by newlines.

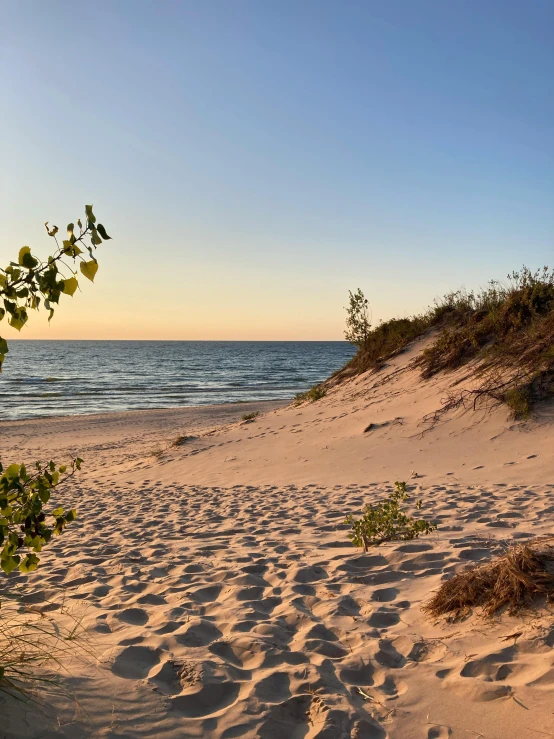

241,411,259,422
336,315,430,379
345,481,437,552
294,384,327,405
345,288,371,346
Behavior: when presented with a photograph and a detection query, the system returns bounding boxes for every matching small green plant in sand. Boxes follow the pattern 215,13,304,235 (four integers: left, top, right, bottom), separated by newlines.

345,481,437,552
241,411,259,422
294,384,327,405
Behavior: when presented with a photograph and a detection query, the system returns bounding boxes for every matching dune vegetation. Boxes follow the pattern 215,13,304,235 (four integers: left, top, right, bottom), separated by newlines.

337,267,554,419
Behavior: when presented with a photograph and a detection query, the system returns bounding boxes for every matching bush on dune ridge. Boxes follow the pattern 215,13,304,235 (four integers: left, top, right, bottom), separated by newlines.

337,267,554,418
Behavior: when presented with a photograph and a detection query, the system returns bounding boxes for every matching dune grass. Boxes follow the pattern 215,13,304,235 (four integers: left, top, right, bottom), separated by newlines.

335,267,554,417
0,587,89,699
294,384,327,405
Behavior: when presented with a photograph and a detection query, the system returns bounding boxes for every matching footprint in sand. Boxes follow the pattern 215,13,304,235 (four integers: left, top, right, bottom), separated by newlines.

107,644,161,679
175,619,222,647
171,681,240,717
371,587,398,602
114,607,149,626
427,727,452,738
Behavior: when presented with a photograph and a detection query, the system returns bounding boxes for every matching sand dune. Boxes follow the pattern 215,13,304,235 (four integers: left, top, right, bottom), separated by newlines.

2,344,554,738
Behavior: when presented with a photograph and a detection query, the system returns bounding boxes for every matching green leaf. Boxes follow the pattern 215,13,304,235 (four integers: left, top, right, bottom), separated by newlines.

85,204,96,225
63,240,83,257
80,260,98,282
2,555,20,575
90,228,102,246
19,554,39,573
18,247,37,269
9,312,27,331
18,246,31,264
96,223,111,240
62,277,78,296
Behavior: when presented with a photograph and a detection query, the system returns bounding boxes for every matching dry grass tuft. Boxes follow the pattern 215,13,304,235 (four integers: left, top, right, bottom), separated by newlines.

0,588,90,698
171,434,192,447
241,411,259,422
294,385,327,405
424,542,554,621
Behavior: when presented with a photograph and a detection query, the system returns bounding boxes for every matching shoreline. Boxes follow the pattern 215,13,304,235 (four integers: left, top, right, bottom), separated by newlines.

0,398,288,430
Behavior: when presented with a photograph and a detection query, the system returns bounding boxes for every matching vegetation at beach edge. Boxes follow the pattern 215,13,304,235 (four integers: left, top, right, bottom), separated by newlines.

338,267,554,419
0,205,110,696
294,384,327,405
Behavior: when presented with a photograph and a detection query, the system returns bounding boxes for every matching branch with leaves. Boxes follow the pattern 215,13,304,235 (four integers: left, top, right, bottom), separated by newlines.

0,205,112,576
0,204,110,370
0,460,82,575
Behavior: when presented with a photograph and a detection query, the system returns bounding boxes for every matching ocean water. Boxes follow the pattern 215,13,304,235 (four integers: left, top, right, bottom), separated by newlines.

0,341,355,421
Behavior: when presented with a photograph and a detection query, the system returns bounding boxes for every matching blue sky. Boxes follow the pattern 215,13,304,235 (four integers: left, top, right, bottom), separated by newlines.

2,0,553,339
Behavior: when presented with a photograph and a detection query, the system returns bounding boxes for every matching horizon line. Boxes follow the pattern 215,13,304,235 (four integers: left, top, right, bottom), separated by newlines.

7,338,351,343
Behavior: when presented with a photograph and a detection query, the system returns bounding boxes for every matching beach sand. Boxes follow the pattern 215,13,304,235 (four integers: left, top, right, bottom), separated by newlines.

2,344,554,738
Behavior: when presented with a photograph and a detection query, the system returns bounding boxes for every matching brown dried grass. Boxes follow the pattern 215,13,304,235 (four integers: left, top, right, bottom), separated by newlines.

424,542,554,621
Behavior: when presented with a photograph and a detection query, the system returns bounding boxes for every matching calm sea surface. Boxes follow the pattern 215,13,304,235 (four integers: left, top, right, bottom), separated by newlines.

0,341,355,421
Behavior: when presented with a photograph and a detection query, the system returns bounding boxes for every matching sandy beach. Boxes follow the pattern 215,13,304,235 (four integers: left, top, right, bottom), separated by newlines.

3,3,551,736
2,342,554,739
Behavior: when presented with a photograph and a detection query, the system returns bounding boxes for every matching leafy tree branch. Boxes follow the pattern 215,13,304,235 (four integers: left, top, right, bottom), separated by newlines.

0,204,110,370
0,205,111,574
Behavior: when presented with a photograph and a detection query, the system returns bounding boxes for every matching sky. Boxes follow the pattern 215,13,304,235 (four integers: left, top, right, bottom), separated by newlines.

1,0,553,340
